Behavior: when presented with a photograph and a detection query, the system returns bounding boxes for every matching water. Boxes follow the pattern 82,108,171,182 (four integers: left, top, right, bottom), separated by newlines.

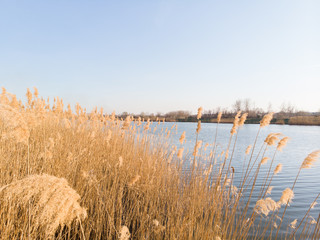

153,122,320,238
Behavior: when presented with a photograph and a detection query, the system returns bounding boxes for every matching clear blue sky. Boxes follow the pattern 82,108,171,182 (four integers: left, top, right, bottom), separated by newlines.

1,1,319,114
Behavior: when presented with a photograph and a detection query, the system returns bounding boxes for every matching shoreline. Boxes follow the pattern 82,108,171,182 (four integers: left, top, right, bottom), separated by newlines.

163,119,320,126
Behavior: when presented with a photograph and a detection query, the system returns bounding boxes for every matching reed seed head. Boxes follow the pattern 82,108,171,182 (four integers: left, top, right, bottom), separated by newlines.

217,112,222,123
230,111,241,135
245,145,252,155
119,225,130,240
289,219,297,229
266,186,274,195
0,174,87,237
0,104,30,145
239,113,248,126
261,157,270,165
301,150,320,169
274,164,283,175
177,148,184,159
179,131,186,144
197,107,203,120
264,133,281,146
260,112,274,127
254,197,280,216
193,140,202,157
128,175,141,187
277,137,290,151
310,201,317,209
279,188,294,206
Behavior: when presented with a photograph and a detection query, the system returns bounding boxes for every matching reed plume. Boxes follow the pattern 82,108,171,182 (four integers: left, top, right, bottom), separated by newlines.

128,175,141,187
0,174,87,237
230,111,241,135
310,202,318,209
245,145,252,155
197,107,203,120
260,112,274,127
119,225,130,240
261,157,270,165
254,197,280,216
193,140,202,157
274,164,283,175
217,112,222,123
279,188,294,206
266,186,273,195
179,131,186,144
300,150,320,169
277,137,289,151
289,219,297,229
239,113,248,126
264,133,281,146
177,148,184,159
0,103,30,145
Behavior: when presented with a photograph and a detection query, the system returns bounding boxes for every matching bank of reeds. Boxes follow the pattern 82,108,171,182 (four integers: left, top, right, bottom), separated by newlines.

289,116,320,126
0,87,319,239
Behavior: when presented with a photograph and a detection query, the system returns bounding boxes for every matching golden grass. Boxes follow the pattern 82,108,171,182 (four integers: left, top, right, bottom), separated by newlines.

0,87,319,239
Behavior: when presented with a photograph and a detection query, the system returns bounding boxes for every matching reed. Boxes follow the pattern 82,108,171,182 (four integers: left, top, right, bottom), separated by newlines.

0,88,319,239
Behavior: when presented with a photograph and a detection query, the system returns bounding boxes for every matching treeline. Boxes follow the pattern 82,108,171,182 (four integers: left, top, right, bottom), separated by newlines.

118,99,320,126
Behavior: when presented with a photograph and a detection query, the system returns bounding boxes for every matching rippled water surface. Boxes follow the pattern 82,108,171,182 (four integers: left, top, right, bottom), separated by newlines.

155,122,320,239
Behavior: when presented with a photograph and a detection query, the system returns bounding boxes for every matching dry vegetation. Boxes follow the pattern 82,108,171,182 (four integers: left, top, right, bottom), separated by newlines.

0,87,319,239
289,116,320,126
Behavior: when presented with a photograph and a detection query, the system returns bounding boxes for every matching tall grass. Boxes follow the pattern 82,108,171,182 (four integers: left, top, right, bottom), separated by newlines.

0,87,319,239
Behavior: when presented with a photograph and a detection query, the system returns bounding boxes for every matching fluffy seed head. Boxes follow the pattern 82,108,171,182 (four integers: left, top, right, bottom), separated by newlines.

177,148,184,159
230,111,241,135
119,225,130,240
245,145,252,155
310,201,317,209
122,116,131,130
197,107,203,120
128,175,141,187
274,164,283,175
193,140,202,157
179,131,186,144
0,174,87,237
266,186,274,195
301,150,320,169
0,104,30,145
260,112,274,127
277,137,290,151
289,219,297,229
264,133,281,146
279,188,294,206
261,157,270,165
217,112,222,123
118,156,123,167
239,113,248,126
254,197,280,216
26,88,33,105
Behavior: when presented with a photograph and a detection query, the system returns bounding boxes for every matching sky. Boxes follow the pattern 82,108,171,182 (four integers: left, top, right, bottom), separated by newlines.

0,1,319,114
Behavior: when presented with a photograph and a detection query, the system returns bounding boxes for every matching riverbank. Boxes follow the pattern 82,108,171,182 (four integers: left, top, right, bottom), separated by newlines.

164,115,320,126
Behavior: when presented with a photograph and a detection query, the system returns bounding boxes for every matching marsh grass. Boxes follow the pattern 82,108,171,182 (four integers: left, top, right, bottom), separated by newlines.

0,87,319,239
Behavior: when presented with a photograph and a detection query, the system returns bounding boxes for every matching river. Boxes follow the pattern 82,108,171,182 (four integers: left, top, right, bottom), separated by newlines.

153,122,320,239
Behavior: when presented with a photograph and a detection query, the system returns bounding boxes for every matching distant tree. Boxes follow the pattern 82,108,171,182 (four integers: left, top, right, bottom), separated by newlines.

267,102,273,113
243,98,251,113
232,100,242,113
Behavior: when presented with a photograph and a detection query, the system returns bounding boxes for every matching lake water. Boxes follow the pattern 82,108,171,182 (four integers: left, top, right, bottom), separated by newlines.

154,122,320,239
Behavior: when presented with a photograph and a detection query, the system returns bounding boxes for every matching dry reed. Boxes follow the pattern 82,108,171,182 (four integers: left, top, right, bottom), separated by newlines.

0,88,318,240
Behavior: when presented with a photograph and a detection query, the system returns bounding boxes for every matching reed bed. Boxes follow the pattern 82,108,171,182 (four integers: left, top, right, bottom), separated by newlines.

289,116,320,126
0,87,319,239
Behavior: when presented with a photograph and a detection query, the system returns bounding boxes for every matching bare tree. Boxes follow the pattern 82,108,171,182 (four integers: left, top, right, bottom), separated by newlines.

232,100,242,113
